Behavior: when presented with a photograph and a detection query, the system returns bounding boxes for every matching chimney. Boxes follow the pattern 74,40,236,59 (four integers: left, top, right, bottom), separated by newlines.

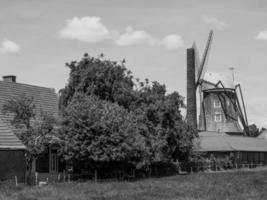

186,48,197,130
3,75,16,83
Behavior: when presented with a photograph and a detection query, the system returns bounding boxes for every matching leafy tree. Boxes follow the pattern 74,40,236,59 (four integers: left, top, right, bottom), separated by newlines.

2,94,58,178
132,81,195,162
260,127,266,133
61,93,147,171
59,54,197,174
59,53,135,111
247,124,260,137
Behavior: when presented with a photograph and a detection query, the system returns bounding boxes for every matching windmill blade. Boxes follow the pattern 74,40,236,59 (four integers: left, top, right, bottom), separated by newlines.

192,42,201,82
196,30,213,85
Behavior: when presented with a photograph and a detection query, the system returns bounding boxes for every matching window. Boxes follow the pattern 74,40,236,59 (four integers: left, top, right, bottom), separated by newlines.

214,112,222,122
214,99,221,108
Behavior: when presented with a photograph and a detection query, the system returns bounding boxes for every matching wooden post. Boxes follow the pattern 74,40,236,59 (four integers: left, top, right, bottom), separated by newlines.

58,174,61,182
14,176,18,187
35,172,38,185
68,174,70,183
94,169,98,182
63,170,66,182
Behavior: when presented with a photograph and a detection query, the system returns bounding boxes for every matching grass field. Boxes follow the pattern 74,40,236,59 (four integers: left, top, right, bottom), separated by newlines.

1,170,267,200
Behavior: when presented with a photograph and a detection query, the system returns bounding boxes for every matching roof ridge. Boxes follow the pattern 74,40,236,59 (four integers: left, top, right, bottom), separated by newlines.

0,80,56,92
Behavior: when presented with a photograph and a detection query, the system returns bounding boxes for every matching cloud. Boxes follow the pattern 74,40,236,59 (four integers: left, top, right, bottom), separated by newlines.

255,29,267,40
115,28,184,50
60,16,111,43
160,34,184,50
0,39,20,55
60,16,184,51
115,27,184,50
202,15,227,30
115,26,157,46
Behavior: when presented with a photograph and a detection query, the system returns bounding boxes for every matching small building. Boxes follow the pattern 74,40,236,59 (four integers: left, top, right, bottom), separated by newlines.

195,131,267,165
0,75,64,181
0,118,26,181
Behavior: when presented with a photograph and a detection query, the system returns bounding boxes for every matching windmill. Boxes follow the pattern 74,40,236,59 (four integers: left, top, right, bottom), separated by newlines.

186,30,249,135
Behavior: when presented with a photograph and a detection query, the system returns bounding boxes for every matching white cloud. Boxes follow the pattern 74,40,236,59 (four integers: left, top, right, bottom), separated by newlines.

255,29,267,40
160,34,184,50
0,39,20,55
115,27,184,50
202,15,227,30
115,26,157,46
60,16,111,43
60,16,184,51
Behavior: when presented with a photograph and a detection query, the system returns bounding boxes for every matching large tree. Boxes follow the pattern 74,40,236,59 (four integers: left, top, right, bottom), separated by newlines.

59,54,196,173
61,93,147,171
59,54,135,111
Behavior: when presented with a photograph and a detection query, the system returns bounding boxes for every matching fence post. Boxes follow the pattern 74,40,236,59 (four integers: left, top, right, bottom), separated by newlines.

35,172,38,185
68,174,70,183
14,176,18,187
94,169,98,182
63,170,66,182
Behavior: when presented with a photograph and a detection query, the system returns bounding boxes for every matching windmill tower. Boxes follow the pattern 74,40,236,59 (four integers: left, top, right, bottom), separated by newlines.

186,31,249,135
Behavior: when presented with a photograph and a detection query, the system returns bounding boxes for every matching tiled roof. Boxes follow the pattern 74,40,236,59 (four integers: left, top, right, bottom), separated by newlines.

195,131,267,152
0,118,25,149
0,80,58,150
0,80,58,117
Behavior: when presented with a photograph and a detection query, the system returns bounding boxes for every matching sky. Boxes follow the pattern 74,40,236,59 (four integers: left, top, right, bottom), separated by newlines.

1,0,267,127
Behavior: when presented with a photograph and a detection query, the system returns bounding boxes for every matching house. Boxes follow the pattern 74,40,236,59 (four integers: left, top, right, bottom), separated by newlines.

0,75,64,181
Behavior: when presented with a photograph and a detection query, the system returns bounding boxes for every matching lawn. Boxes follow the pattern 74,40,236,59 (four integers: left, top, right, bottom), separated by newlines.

1,170,267,200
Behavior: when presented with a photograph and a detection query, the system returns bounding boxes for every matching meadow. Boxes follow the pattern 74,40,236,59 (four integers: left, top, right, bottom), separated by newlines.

1,169,267,200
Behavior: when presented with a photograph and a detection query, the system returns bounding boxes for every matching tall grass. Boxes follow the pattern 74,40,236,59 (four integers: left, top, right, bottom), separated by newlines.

1,170,267,200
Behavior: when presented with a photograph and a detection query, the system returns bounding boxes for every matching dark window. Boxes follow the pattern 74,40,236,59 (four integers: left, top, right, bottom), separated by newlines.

36,150,49,173
248,152,253,163
260,153,264,163
255,152,259,163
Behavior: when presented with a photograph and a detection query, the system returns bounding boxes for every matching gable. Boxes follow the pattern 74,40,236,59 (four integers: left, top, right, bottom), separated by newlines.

0,118,25,150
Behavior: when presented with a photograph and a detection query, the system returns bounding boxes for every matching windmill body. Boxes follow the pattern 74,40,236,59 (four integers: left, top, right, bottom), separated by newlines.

198,72,243,134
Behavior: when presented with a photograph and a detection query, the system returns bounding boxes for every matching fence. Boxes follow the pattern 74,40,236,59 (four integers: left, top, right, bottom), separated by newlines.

2,161,267,186
180,161,265,173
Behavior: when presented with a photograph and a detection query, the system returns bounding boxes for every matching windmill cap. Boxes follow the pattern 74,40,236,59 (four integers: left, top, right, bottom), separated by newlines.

203,72,235,89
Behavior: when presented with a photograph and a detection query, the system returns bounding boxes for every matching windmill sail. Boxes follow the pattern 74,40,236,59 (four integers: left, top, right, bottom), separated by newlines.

196,30,213,86
192,42,200,82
